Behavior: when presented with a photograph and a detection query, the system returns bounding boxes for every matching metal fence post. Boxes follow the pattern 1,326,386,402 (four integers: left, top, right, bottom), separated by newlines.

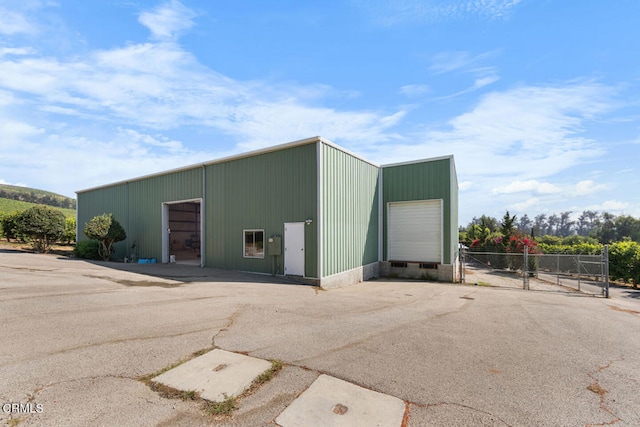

459,244,466,284
523,245,529,290
604,244,610,298
577,253,581,292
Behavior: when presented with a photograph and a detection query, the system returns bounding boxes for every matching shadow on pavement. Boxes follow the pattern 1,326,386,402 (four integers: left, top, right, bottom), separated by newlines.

55,255,313,287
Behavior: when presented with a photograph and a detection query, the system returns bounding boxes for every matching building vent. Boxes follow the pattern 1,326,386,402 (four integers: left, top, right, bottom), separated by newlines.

391,262,408,268
419,263,438,269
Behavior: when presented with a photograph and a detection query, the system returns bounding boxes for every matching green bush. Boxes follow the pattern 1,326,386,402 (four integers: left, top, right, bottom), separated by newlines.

63,217,76,244
74,240,101,260
537,235,562,245
609,241,640,287
561,235,599,246
83,213,126,261
0,211,22,242
538,242,602,255
15,205,65,253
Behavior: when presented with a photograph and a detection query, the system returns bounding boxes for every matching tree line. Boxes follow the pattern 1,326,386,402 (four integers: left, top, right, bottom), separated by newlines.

461,210,640,244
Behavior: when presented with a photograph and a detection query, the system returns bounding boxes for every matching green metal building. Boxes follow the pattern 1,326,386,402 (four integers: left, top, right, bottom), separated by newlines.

77,136,459,286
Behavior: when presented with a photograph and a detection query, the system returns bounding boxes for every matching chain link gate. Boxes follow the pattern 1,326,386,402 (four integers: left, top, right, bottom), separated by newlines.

462,245,610,297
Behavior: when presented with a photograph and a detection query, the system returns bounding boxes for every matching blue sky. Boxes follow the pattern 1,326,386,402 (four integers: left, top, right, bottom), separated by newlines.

0,0,638,226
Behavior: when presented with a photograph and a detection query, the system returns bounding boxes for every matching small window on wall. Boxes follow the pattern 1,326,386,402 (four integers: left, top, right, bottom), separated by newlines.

244,229,265,258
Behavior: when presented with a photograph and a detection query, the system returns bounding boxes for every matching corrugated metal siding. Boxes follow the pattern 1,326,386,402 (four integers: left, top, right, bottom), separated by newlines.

77,168,203,261
322,143,379,277
205,143,318,277
128,168,203,260
450,159,459,263
383,158,455,264
77,184,130,259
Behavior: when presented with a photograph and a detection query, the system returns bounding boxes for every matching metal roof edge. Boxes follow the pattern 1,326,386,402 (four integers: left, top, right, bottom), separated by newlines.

318,138,380,167
381,154,454,168
76,136,324,194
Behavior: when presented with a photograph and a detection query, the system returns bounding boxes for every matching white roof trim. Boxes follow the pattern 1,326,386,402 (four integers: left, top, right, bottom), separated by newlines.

382,154,453,168
77,136,323,194
319,138,380,167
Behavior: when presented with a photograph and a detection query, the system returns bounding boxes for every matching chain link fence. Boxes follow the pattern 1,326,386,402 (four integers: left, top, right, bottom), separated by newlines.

461,245,610,297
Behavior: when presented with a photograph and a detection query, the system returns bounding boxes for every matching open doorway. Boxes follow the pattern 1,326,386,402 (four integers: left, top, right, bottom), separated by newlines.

162,200,202,266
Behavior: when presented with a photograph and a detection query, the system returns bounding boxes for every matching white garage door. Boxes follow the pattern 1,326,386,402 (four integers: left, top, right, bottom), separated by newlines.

388,199,442,263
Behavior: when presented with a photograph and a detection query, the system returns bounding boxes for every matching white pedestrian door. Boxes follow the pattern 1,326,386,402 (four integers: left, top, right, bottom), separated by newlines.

284,222,305,276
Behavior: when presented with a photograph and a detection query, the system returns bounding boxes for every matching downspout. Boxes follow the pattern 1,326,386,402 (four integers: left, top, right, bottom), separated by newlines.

126,181,130,261
201,164,206,268
75,193,79,245
378,167,383,263
317,140,323,280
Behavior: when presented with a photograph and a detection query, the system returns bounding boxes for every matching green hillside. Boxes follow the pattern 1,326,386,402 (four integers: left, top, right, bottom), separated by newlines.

0,184,76,218
0,184,76,209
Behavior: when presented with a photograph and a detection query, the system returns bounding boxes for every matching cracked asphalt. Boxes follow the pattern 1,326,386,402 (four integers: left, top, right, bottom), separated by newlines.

1,249,639,426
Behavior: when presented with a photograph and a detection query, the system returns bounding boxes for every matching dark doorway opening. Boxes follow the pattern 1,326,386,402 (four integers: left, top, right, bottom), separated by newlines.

168,202,201,265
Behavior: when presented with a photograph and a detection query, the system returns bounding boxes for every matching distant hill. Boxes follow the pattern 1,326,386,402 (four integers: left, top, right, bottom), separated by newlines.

0,184,76,218
0,184,76,209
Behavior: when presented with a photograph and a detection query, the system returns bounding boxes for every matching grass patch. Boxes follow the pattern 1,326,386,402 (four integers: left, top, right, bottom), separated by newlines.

149,382,200,401
252,359,284,387
191,346,216,357
138,346,216,384
7,418,22,427
138,360,186,384
202,394,237,416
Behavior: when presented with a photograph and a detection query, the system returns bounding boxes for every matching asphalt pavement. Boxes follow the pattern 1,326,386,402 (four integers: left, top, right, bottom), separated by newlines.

1,249,639,426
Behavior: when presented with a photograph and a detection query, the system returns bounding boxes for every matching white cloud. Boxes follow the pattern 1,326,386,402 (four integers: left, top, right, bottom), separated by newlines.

575,180,608,196
493,180,561,195
584,200,630,212
510,197,540,212
138,0,198,41
399,84,430,97
0,7,35,35
474,75,500,89
430,51,474,74
356,0,522,26
430,51,498,74
0,47,36,57
459,181,474,190
0,120,44,142
117,128,187,154
0,33,404,147
430,51,500,98
364,82,614,174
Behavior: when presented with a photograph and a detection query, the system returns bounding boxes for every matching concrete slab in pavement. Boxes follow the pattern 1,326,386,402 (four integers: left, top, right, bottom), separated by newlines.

152,349,271,402
275,374,406,427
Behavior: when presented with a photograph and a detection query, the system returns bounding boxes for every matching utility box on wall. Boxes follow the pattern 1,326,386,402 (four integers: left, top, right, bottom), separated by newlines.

268,236,282,256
